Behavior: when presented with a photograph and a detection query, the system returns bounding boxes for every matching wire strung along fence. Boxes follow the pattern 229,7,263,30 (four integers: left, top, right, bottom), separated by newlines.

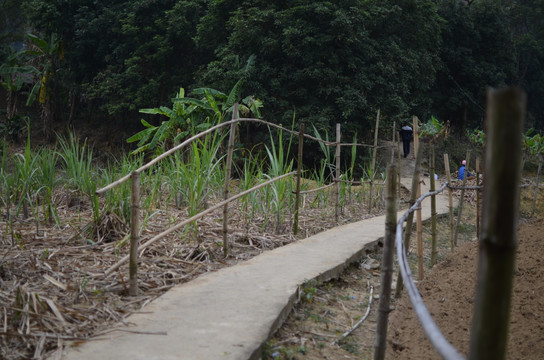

96,105,390,296
378,87,525,360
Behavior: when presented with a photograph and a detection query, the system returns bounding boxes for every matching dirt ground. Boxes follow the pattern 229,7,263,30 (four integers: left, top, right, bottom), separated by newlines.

268,184,544,360
386,218,544,360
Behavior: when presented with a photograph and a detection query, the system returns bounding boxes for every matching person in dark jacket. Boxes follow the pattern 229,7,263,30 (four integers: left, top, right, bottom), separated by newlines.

399,123,413,158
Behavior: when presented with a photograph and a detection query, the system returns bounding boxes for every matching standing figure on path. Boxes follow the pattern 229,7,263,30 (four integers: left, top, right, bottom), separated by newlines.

399,123,413,158
458,160,472,180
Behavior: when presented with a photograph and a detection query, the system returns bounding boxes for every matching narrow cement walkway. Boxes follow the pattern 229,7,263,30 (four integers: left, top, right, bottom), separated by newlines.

60,176,452,360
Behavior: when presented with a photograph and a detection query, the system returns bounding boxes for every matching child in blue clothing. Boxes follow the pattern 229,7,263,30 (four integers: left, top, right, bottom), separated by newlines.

458,160,472,180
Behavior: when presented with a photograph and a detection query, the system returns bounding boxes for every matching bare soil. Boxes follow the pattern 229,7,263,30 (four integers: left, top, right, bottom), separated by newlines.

386,217,544,360
268,184,544,360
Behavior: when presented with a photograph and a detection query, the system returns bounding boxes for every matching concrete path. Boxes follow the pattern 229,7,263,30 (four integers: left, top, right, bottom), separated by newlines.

60,176,452,360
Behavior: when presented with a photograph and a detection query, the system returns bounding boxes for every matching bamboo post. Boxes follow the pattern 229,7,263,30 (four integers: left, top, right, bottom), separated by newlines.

476,157,481,240
413,116,419,159
293,123,305,235
129,170,141,296
223,103,238,256
397,127,401,198
390,122,396,164
454,150,471,246
335,123,341,222
469,87,525,360
369,110,380,213
373,164,397,360
395,143,423,298
416,178,423,280
430,145,437,266
444,154,455,251
531,155,542,216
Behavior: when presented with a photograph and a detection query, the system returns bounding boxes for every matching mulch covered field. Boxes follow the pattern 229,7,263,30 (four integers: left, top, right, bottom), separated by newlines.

0,183,382,359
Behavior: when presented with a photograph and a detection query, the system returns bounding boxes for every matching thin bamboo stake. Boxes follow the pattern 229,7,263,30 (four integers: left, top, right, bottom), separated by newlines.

476,157,481,240
416,177,423,280
531,155,542,216
454,151,471,246
390,122,396,164
444,154,454,251
469,87,525,360
395,143,423,298
430,146,437,266
397,127,401,198
223,104,238,256
369,110,380,213
293,124,305,235
129,171,140,296
413,116,419,160
335,123,341,222
373,164,397,360
104,171,297,277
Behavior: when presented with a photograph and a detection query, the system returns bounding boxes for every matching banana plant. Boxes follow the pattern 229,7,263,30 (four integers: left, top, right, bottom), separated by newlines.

23,32,64,138
127,77,263,155
127,87,209,155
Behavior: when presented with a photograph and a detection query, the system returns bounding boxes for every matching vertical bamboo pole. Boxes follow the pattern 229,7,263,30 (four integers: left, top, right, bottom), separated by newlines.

397,127,401,198
223,103,238,256
395,143,423,298
369,110,380,213
129,170,141,296
476,157,481,240
416,178,423,280
444,154,454,251
454,151,471,246
413,116,419,160
430,145,437,266
335,123,341,223
469,87,525,360
373,164,397,360
293,124,305,235
390,122,396,164
531,156,542,216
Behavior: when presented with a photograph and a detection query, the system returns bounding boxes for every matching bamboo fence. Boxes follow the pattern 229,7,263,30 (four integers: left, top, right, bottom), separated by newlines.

96,108,391,294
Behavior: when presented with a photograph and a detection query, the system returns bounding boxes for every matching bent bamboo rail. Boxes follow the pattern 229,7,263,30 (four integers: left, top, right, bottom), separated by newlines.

97,112,388,293
104,171,296,277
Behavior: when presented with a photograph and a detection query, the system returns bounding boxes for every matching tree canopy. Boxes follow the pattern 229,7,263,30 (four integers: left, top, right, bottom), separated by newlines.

1,0,543,143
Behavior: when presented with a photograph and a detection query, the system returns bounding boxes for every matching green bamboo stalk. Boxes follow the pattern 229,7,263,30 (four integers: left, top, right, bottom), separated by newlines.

373,164,397,360
469,87,525,360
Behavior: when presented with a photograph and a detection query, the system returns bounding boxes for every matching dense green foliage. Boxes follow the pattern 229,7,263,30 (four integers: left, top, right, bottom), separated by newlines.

1,0,543,146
